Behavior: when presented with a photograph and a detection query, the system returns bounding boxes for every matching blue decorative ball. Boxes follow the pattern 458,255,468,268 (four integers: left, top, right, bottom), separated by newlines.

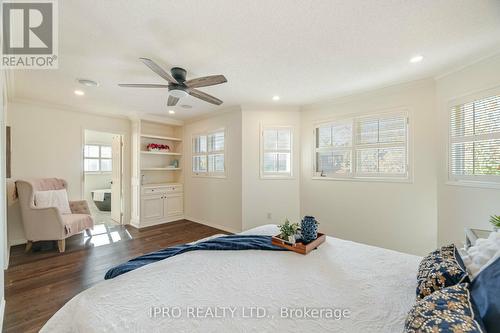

301,216,318,243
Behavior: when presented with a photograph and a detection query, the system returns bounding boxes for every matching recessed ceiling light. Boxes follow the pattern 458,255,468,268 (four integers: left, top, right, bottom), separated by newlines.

74,90,85,96
272,95,280,101
168,110,175,114
77,79,99,87
409,55,424,63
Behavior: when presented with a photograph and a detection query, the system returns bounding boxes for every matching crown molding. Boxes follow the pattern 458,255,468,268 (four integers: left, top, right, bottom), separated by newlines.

184,105,242,124
8,97,135,121
139,113,184,126
434,49,500,81
301,78,434,111
241,104,300,112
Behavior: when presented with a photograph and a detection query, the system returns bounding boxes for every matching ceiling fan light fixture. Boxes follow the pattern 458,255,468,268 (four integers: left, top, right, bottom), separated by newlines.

169,88,188,99
120,58,227,105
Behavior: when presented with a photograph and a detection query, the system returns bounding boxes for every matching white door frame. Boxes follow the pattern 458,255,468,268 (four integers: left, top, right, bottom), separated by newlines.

81,128,125,224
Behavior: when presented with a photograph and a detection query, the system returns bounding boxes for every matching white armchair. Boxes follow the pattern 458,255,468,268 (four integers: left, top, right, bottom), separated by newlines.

16,178,94,253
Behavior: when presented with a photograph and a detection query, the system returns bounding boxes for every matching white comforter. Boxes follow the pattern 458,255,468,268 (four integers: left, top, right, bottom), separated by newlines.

41,225,421,333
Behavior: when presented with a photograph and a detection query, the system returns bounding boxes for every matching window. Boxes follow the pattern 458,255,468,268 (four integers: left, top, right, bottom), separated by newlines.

449,94,500,184
261,126,292,178
314,112,409,180
192,130,225,176
84,144,112,172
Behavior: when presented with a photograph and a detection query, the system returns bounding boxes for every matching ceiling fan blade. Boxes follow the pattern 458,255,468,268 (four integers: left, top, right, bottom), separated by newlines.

167,95,179,106
118,83,169,88
188,88,223,105
139,57,178,84
184,75,227,88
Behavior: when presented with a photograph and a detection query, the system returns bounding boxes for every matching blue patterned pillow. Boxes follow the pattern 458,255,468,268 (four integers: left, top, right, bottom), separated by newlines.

405,283,485,333
416,244,469,299
470,256,500,333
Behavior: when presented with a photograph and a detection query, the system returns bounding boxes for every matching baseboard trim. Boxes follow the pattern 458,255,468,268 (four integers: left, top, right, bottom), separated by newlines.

185,216,241,234
0,298,5,331
5,245,10,269
9,238,26,247
131,215,185,229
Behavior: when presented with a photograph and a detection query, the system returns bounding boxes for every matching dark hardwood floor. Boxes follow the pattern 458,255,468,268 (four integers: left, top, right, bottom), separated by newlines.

3,220,228,333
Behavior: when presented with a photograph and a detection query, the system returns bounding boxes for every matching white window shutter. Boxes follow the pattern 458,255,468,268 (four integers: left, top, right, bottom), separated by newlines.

450,94,500,181
261,127,293,177
193,130,225,176
314,112,408,179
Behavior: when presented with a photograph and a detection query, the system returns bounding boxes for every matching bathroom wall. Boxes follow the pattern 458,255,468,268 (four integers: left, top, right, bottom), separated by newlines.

84,130,114,203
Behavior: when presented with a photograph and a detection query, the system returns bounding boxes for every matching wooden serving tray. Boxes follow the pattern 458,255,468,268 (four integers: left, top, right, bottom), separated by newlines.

272,233,326,255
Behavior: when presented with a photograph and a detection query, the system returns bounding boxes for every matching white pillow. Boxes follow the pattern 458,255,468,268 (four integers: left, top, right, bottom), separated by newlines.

34,189,72,215
460,231,500,279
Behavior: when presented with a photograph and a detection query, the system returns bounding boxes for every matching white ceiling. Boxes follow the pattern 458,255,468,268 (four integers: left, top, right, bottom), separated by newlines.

10,0,500,120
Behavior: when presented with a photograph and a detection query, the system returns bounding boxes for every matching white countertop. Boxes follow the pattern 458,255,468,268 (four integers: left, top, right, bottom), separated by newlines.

142,182,182,188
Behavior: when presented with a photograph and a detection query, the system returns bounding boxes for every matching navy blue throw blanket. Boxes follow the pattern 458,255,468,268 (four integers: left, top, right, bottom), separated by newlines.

105,235,287,280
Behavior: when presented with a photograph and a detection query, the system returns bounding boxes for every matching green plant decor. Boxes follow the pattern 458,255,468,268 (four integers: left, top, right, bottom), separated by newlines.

278,219,299,240
490,215,500,228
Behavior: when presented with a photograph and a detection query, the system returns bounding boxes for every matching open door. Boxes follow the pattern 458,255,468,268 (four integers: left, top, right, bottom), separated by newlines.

111,135,122,223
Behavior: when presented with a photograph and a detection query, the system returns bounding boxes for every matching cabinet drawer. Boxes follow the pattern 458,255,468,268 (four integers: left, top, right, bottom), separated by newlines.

165,185,183,193
142,188,167,195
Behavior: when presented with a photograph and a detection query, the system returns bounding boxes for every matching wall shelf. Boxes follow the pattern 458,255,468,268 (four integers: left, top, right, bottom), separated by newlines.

141,151,182,156
141,168,182,171
141,134,182,142
132,119,184,229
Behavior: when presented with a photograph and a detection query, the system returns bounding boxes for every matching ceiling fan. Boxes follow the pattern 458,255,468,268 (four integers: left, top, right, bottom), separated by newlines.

119,58,227,106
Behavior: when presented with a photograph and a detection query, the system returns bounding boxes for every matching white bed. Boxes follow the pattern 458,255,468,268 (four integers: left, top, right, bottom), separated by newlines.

41,225,421,332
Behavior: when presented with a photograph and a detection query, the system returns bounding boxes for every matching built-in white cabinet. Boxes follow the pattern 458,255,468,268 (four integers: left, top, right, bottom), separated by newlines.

165,194,183,217
141,194,165,221
130,119,184,229
139,184,183,227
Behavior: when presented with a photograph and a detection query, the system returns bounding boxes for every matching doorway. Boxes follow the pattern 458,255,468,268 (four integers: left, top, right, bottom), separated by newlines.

83,130,123,226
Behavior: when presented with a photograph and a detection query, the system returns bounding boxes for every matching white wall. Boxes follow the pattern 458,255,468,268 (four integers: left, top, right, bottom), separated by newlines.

436,54,500,246
183,109,243,233
300,80,438,256
0,70,8,327
6,101,131,245
241,107,301,230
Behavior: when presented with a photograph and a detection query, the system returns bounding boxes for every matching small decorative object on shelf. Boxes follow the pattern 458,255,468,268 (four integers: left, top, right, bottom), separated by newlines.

170,159,179,168
301,215,319,244
277,218,299,244
490,215,500,232
147,143,170,152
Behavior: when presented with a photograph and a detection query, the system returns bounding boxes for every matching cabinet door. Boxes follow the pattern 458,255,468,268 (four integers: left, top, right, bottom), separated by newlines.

165,193,183,217
141,194,165,221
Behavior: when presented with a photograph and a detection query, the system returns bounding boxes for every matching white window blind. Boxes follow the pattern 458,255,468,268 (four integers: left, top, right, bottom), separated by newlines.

192,135,207,173
84,144,112,172
261,126,292,177
355,115,407,177
450,94,500,183
192,130,225,176
314,112,409,180
315,120,352,176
